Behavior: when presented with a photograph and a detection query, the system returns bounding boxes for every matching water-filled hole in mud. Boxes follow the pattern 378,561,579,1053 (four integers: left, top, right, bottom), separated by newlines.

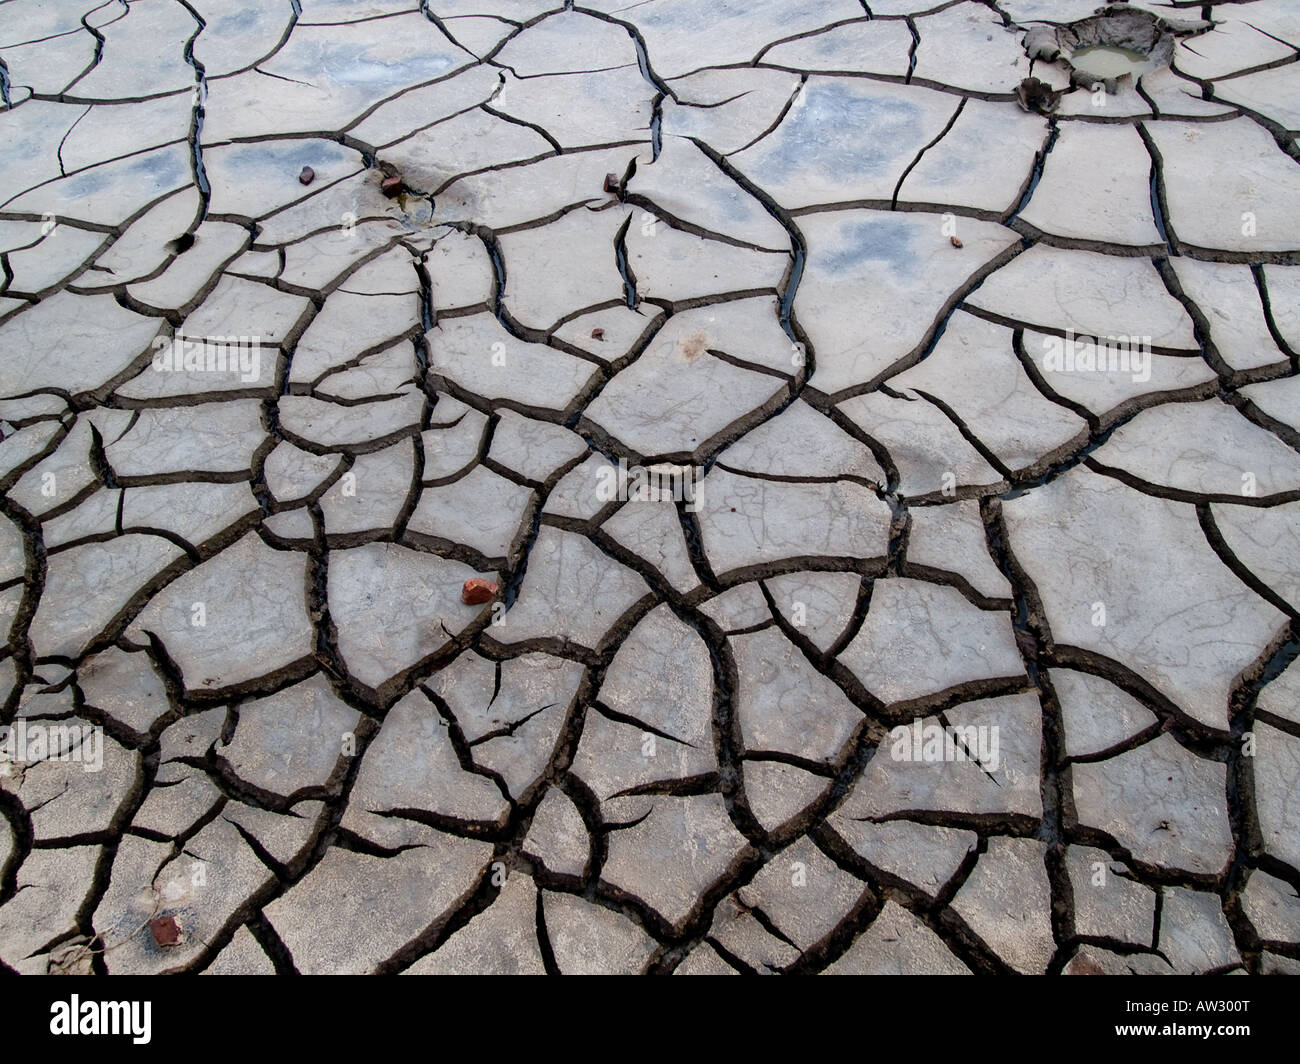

1068,45,1152,81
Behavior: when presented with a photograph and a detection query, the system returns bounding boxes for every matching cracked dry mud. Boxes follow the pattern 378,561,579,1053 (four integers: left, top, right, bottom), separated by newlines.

0,0,1299,977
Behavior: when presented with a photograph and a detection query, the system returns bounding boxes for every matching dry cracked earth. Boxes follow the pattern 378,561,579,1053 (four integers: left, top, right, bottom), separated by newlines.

0,0,1298,977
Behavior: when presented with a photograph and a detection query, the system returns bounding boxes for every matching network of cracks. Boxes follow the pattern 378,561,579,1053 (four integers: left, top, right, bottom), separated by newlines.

1,0,1300,974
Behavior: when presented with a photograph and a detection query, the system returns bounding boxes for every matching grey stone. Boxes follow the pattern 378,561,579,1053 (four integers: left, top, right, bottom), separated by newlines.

731,77,958,210
1094,399,1300,499
4,0,1297,972
0,292,162,398
970,245,1196,350
899,98,1046,213
123,482,260,549
889,311,1086,473
106,401,265,478
222,801,324,868
427,650,584,744
623,219,786,306
488,411,587,484
598,605,714,755
1021,123,1161,246
78,647,171,736
1146,119,1300,253
428,315,598,414
719,399,883,483
600,499,702,595
497,206,632,332
584,311,787,461
838,390,1004,498
674,941,737,975
571,711,712,805
698,582,772,633
263,441,341,505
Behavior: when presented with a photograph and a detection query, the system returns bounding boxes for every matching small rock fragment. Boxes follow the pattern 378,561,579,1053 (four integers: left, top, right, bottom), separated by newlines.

381,175,405,198
591,327,605,340
149,915,182,947
950,236,963,248
299,166,315,185
603,173,620,194
461,577,499,605
1066,952,1105,975
1015,77,1063,115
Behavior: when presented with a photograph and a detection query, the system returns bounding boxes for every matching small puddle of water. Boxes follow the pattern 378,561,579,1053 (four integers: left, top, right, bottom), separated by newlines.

1068,45,1151,80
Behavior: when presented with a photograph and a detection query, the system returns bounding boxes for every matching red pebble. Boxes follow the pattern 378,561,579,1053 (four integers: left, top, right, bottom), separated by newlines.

603,172,619,193
149,916,181,947
381,175,404,198
461,578,499,605
299,166,315,185
591,327,605,340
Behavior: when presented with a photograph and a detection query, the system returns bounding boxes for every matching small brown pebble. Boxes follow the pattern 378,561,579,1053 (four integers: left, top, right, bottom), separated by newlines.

950,236,963,248
381,175,404,198
591,327,605,340
149,915,181,947
299,166,315,185
603,172,620,193
461,577,499,605
1067,954,1105,976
